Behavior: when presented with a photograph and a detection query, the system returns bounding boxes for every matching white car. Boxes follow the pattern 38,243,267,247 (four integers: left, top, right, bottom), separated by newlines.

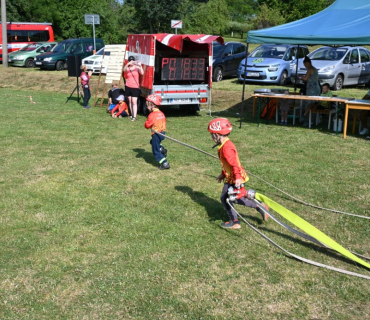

82,47,110,74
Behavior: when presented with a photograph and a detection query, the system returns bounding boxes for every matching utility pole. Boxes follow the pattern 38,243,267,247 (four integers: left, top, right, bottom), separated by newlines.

1,0,8,67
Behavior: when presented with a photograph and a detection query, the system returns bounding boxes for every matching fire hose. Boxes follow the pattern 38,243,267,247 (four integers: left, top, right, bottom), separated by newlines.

151,129,370,279
152,129,368,220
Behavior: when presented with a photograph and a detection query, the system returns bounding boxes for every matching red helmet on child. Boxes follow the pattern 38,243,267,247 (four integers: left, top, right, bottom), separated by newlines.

146,94,162,106
208,118,232,135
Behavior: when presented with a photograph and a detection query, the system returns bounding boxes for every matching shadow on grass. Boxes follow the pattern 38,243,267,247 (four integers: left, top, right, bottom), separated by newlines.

176,186,368,269
256,223,370,269
174,185,260,225
157,105,202,118
133,148,157,167
65,95,82,104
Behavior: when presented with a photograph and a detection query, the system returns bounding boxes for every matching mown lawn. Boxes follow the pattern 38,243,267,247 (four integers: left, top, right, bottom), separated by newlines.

0,68,370,319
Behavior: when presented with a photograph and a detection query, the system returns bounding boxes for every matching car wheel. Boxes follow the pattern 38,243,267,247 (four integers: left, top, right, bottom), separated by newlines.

333,74,343,91
279,71,288,86
213,67,223,82
56,61,65,71
25,58,34,68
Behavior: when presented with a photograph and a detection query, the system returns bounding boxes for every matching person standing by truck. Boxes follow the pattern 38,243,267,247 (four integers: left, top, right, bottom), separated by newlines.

80,64,92,109
124,56,143,122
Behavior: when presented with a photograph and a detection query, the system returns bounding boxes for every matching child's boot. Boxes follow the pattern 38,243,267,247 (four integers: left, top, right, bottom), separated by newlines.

221,219,241,229
159,161,170,170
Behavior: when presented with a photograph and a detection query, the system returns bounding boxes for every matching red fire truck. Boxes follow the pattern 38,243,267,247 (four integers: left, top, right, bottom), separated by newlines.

0,22,54,61
125,33,224,113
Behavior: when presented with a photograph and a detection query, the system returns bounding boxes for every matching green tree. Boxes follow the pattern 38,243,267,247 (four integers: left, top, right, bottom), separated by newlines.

54,0,123,43
5,0,125,44
252,3,286,29
228,21,253,39
225,0,256,22
257,0,335,22
5,0,60,25
125,0,183,33
183,0,229,35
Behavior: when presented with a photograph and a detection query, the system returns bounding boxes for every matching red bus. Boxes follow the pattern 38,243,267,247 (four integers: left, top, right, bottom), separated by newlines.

0,22,55,61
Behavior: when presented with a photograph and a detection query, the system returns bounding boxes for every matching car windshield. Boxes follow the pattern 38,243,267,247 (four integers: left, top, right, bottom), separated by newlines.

250,45,288,59
213,43,224,56
309,47,348,61
96,48,104,55
52,42,72,53
19,43,40,52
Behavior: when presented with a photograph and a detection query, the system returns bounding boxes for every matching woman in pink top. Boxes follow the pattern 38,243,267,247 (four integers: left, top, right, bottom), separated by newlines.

124,56,144,122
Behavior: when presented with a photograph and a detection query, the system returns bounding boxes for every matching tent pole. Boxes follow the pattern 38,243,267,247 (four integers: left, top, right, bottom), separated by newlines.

240,43,249,129
294,45,300,93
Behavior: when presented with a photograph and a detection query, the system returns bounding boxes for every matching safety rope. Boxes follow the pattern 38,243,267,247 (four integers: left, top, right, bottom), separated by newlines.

152,129,369,220
227,199,370,280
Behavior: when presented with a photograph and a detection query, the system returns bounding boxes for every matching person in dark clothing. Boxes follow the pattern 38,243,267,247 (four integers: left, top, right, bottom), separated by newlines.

107,81,125,113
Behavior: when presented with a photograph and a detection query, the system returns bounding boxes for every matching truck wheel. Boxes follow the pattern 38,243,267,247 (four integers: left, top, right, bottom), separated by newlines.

189,105,200,114
180,104,199,114
56,61,65,71
213,67,223,82
25,58,35,68
332,74,343,91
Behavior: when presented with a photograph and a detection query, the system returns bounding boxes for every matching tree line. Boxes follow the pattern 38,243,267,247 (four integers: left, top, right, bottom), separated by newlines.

6,0,335,43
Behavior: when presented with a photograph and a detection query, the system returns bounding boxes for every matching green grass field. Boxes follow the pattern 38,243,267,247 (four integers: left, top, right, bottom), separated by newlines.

0,67,370,320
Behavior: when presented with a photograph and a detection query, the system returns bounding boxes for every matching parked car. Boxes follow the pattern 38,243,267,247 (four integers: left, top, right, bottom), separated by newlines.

238,44,309,85
82,47,110,74
34,38,104,71
212,41,248,82
291,46,370,91
7,42,57,68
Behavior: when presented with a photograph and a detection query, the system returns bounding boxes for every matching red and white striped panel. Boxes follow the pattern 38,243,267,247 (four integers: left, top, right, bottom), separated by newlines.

126,34,224,89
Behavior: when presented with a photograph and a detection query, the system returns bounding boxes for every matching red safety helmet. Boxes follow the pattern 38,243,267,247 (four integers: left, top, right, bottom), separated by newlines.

208,118,232,135
146,94,162,106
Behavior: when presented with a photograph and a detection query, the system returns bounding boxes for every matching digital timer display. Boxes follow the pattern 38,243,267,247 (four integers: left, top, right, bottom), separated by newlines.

161,57,205,81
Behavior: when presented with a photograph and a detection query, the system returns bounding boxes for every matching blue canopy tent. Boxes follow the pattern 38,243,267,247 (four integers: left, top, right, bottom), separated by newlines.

247,0,370,45
240,0,370,127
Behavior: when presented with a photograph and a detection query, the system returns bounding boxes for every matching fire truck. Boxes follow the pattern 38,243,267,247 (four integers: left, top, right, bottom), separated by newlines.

0,22,54,61
125,34,224,113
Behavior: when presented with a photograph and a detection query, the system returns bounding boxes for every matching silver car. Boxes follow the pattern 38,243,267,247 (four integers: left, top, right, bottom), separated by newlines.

291,46,370,90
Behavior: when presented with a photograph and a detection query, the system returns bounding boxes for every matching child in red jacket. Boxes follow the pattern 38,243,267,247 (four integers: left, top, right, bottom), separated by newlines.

144,94,170,170
111,95,129,118
208,118,268,229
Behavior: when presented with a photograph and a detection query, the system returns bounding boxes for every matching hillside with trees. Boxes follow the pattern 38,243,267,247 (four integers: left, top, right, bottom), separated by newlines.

6,0,335,43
